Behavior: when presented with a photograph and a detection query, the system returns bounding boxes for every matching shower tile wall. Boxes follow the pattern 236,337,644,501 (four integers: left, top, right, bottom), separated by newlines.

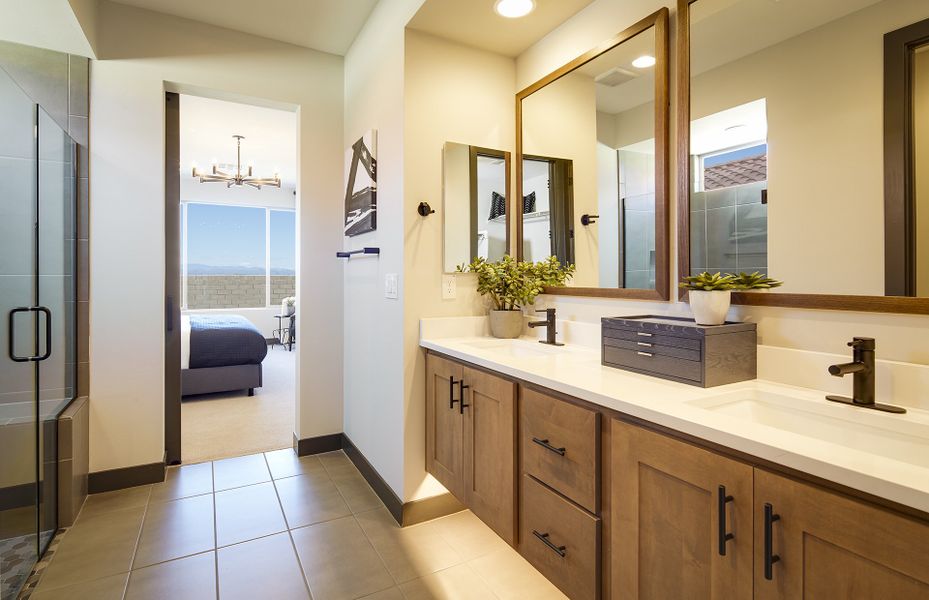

690,180,767,276
0,40,90,530
619,150,656,289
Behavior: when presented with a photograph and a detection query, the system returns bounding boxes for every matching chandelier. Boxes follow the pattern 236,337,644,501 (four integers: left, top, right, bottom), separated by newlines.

192,135,280,189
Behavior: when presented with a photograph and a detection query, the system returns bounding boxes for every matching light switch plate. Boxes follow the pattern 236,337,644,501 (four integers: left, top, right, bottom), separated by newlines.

385,273,399,299
442,275,457,300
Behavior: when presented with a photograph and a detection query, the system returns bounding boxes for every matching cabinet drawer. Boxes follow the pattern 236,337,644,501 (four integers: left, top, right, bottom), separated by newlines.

603,335,701,361
520,475,600,600
602,326,702,351
521,387,599,513
603,345,702,383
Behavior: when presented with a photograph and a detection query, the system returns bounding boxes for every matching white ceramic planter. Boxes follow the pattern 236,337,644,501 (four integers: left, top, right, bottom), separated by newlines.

688,290,731,326
489,310,523,338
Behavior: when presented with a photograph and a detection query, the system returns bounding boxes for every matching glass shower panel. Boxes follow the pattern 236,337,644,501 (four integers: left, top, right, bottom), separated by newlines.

0,67,38,600
37,107,76,553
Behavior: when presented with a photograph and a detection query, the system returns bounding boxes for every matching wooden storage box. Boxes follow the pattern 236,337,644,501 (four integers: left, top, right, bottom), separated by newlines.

601,315,756,387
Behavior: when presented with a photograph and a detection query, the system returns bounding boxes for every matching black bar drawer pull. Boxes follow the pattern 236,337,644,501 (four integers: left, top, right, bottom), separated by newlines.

717,485,734,556
637,351,653,357
448,376,458,409
532,530,566,558
458,380,470,414
763,503,780,580
531,437,566,456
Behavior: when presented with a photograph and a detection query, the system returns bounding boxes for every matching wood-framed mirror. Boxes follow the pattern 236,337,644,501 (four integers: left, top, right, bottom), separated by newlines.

516,8,670,300
677,0,929,315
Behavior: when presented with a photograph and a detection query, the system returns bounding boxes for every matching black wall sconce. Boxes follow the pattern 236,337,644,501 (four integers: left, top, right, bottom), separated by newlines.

418,202,435,217
580,214,599,226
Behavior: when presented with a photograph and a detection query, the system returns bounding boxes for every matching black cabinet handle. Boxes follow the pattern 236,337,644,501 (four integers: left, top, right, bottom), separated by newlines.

448,376,458,409
717,485,734,556
532,437,566,456
458,380,470,414
763,503,780,580
532,530,566,558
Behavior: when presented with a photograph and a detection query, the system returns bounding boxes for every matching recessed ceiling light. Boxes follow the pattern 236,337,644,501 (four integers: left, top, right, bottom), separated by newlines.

494,0,535,19
631,55,656,69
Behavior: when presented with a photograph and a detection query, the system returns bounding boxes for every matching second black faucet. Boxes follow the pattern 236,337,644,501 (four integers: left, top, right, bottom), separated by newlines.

528,308,563,346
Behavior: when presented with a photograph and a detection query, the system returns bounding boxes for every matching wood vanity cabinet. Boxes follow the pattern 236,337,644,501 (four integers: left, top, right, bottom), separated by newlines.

611,419,753,599
753,469,929,599
425,353,516,544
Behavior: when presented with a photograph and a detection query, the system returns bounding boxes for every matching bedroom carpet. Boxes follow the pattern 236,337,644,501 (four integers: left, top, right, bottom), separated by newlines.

182,345,294,464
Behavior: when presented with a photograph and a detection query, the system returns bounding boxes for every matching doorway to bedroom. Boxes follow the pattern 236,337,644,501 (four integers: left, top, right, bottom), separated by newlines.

167,92,298,464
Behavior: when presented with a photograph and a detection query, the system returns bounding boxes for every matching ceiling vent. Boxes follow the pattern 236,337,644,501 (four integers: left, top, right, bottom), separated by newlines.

595,67,637,87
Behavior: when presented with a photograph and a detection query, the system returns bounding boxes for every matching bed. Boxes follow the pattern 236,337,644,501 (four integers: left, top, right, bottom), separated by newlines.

181,314,268,397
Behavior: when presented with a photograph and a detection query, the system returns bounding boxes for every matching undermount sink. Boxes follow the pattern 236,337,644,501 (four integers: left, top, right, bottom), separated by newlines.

459,338,568,358
687,390,929,469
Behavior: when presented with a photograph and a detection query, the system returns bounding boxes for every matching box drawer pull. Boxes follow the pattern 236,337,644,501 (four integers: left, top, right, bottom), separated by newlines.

531,437,566,456
532,530,567,558
637,351,654,357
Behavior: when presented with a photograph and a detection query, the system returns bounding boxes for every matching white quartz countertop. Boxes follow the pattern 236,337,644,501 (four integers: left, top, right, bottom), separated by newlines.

420,321,929,515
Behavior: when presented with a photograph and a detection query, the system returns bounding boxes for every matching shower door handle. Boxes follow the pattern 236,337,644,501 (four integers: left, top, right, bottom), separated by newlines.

8,306,52,362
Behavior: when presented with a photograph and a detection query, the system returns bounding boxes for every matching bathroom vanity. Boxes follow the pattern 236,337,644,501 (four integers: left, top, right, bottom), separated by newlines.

421,321,929,599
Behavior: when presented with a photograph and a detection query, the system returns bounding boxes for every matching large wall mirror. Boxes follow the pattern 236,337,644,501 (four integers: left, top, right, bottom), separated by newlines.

443,142,511,272
517,8,670,299
678,0,929,314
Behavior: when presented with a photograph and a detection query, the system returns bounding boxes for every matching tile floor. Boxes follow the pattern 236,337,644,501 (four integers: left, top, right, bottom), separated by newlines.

27,449,567,600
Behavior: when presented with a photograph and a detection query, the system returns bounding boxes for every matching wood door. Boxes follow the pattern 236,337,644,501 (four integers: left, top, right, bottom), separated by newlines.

425,353,464,500
612,420,753,599
754,469,929,599
462,366,516,544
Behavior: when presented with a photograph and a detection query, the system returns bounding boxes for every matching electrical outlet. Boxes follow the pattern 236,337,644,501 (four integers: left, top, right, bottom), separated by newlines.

442,275,457,300
384,273,399,299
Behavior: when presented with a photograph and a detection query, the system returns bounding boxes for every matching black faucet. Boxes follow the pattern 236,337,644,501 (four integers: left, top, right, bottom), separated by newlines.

826,337,906,414
528,308,563,346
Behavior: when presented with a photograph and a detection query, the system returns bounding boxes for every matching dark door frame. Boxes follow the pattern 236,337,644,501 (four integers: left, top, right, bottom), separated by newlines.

164,92,181,465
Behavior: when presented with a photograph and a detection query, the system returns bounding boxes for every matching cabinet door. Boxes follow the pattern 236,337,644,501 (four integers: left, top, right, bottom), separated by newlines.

754,469,929,599
612,420,753,599
462,366,516,544
425,354,465,500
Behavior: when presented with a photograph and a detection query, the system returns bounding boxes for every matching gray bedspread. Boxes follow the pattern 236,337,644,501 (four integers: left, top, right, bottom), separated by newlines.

189,314,268,369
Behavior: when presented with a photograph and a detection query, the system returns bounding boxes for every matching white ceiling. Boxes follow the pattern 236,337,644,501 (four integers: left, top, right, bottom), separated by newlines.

408,0,594,58
107,0,378,55
691,98,767,156
180,94,297,187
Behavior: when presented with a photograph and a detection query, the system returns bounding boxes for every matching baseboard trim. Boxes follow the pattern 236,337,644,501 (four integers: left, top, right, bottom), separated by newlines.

401,491,466,527
293,432,343,456
88,460,166,494
341,434,405,524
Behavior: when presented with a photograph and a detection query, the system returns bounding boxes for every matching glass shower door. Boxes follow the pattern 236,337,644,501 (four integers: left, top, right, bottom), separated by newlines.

0,67,39,600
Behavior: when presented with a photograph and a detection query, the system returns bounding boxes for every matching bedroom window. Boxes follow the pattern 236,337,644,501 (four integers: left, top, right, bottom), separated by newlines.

182,202,295,309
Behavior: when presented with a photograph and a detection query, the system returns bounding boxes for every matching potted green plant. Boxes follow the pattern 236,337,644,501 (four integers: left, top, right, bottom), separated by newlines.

728,271,783,291
281,296,296,316
458,255,575,338
679,272,736,325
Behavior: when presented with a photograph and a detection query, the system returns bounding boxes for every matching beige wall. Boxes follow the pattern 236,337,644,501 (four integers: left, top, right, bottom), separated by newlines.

402,29,516,500
90,1,344,472
517,0,929,368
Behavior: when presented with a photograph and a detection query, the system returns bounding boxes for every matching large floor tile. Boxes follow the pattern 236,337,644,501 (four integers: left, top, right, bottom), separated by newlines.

399,563,497,600
356,507,463,584
133,493,215,568
468,547,566,600
213,453,271,491
291,515,394,600
275,472,351,528
150,461,213,503
326,464,383,513
217,532,310,600
125,551,216,600
35,505,145,591
265,448,328,480
29,572,129,600
214,481,286,547
77,484,151,519
316,450,352,472
360,588,405,600
430,510,509,562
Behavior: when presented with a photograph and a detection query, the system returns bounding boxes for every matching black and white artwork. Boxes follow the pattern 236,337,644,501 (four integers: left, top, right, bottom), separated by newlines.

344,130,377,236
